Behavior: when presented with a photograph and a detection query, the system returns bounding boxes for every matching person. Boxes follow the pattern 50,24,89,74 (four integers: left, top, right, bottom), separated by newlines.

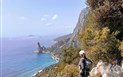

78,50,92,77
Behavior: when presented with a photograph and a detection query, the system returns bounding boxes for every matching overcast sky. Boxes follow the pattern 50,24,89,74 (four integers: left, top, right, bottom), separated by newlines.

1,0,86,37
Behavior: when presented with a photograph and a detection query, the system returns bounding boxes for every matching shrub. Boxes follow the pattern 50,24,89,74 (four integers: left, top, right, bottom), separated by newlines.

58,64,79,77
61,46,81,65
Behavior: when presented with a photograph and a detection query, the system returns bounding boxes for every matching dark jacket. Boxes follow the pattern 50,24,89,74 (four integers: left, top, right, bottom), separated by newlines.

78,57,92,77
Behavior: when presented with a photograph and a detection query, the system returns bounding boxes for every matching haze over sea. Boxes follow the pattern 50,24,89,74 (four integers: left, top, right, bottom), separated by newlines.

1,36,56,77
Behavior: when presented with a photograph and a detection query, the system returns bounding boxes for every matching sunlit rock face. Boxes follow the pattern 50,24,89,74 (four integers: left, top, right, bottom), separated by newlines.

46,7,90,57
90,60,123,77
68,7,90,48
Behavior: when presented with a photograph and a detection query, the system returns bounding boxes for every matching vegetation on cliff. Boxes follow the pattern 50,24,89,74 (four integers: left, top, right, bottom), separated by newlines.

61,47,81,64
79,0,123,65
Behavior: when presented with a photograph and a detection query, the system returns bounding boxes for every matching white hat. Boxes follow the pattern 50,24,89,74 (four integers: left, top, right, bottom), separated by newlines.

79,50,85,55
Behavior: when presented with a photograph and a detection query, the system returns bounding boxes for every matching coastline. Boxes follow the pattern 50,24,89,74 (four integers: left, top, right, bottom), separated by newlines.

32,70,42,77
32,52,59,77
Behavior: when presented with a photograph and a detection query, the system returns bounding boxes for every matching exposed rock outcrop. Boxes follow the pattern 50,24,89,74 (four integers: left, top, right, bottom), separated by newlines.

90,60,123,77
67,7,90,48
46,7,89,58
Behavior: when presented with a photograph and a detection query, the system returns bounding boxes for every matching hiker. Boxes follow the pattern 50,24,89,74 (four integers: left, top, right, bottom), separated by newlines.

78,50,92,77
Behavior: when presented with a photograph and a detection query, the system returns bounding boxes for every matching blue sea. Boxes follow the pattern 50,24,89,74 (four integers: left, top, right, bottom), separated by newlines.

1,37,56,77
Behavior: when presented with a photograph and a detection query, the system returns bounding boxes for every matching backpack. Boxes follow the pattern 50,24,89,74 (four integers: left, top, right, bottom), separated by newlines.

83,58,92,71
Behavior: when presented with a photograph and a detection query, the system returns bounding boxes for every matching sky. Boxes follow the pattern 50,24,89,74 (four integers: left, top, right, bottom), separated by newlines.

1,0,87,37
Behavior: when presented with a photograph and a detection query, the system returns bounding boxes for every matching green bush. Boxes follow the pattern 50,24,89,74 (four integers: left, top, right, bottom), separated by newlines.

58,64,79,77
61,46,81,65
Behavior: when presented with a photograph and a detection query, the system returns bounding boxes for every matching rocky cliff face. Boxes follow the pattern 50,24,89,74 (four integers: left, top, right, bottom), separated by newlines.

90,60,123,77
68,7,89,48
47,7,89,58
48,34,72,57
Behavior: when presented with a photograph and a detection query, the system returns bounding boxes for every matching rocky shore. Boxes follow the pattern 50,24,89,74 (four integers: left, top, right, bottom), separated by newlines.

51,53,59,63
32,70,42,77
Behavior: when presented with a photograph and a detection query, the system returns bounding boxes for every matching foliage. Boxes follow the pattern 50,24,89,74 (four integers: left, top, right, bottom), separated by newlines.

119,41,123,56
87,0,123,40
61,46,81,64
79,26,121,64
57,64,79,77
79,0,123,65
119,41,123,50
87,0,105,9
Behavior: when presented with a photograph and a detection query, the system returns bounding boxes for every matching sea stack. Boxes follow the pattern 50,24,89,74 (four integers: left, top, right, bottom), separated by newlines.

34,42,45,53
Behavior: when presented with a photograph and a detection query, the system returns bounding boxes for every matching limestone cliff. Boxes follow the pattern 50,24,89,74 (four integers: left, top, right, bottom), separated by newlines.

47,7,89,58
90,61,123,77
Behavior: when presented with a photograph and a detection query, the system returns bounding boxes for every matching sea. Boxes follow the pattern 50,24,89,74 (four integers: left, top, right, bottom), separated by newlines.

1,36,56,77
